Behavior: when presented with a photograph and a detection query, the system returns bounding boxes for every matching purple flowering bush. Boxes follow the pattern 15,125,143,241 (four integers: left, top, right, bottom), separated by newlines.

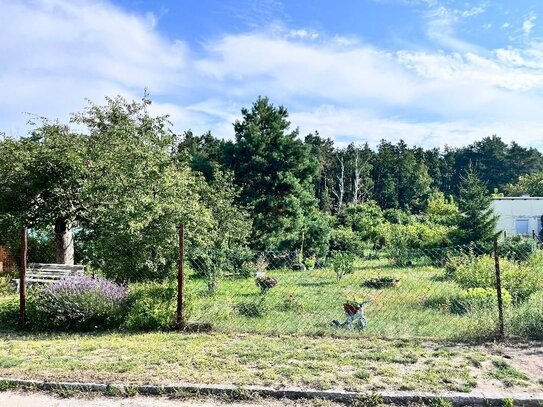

32,276,128,331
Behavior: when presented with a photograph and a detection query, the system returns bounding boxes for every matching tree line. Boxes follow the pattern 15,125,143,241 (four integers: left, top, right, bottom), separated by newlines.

0,94,539,280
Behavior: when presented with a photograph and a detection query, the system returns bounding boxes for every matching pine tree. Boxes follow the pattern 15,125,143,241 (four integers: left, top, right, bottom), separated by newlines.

232,97,318,251
454,168,498,244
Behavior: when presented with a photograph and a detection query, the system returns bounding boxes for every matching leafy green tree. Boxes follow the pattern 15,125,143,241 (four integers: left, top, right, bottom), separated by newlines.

0,122,87,263
232,97,318,251
452,169,498,244
504,172,543,197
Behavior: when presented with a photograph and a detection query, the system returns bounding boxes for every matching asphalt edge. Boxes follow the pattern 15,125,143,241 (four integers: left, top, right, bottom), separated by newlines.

1,377,542,406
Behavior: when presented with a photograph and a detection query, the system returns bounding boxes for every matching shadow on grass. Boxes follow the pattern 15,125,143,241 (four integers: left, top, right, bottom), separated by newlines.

297,281,334,287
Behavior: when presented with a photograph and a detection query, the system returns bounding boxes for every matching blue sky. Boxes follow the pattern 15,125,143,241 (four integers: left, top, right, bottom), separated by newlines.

2,0,543,147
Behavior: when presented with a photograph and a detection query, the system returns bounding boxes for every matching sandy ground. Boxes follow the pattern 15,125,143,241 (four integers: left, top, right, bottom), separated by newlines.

0,392,333,407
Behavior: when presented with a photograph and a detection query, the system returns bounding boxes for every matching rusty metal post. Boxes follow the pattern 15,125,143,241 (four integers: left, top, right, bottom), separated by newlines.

493,237,505,341
176,225,185,330
19,227,27,330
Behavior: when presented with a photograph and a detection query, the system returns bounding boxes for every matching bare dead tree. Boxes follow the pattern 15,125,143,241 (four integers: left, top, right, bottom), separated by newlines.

352,149,372,204
332,155,345,213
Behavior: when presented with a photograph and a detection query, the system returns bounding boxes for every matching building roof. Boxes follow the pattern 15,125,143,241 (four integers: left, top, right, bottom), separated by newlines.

492,197,543,200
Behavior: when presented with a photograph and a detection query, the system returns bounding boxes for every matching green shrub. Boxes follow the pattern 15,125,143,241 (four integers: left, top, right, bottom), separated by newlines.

235,297,267,317
122,281,190,331
454,307,502,342
499,236,537,261
331,251,355,281
329,226,365,254
0,295,18,329
451,254,543,304
511,291,543,339
0,275,14,296
362,276,399,289
280,294,304,312
450,288,512,315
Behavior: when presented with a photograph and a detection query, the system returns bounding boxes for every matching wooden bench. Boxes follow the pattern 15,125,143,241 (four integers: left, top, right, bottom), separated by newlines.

15,263,85,292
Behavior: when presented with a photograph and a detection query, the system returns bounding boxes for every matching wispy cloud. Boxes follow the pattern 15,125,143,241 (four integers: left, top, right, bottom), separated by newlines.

2,0,543,150
523,13,537,35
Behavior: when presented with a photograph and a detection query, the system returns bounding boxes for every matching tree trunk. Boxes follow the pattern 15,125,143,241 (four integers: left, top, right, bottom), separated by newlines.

54,218,74,265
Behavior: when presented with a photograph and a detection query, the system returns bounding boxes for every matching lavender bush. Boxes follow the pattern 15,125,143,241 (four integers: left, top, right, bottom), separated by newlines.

32,276,127,331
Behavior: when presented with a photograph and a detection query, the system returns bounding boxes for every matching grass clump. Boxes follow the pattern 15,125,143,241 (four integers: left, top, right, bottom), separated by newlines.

489,360,530,387
122,280,186,331
235,297,267,317
510,291,543,339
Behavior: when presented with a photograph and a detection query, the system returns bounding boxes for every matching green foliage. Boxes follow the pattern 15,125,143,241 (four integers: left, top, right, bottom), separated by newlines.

450,253,543,303
511,291,543,339
331,251,355,281
383,222,450,250
122,281,188,331
499,236,537,261
425,192,459,227
338,202,384,244
235,297,267,317
329,226,365,254
301,209,332,259
0,296,18,329
452,168,498,244
450,287,512,315
232,97,318,252
504,172,543,197
280,294,304,312
362,276,399,289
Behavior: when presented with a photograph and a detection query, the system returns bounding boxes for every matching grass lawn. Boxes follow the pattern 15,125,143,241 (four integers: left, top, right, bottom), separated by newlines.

0,331,541,396
187,259,482,340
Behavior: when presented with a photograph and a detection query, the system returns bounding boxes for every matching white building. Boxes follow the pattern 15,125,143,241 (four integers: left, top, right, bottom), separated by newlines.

491,197,543,237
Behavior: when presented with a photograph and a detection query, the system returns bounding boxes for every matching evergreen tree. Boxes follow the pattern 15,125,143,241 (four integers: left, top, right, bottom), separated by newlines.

232,97,318,251
453,168,498,244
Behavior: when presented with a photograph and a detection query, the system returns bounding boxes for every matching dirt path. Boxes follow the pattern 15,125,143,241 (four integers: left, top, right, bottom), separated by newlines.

0,391,330,407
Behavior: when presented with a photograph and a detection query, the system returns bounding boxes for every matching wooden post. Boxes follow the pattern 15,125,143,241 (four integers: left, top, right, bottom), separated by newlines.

19,227,27,330
176,225,185,330
493,237,505,341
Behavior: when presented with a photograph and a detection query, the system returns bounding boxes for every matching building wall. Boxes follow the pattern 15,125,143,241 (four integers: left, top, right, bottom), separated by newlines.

0,245,15,273
491,198,543,237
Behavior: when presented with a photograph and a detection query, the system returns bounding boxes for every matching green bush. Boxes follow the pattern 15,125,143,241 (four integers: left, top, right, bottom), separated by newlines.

329,226,365,254
499,236,537,261
451,253,543,304
362,276,399,289
235,297,267,317
511,291,543,340
280,294,304,312
450,287,512,315
454,307,502,342
331,251,355,281
0,295,18,329
122,281,190,331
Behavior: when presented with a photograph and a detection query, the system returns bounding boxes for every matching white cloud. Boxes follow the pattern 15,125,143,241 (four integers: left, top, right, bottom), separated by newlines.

523,14,537,35
0,0,189,134
3,0,543,149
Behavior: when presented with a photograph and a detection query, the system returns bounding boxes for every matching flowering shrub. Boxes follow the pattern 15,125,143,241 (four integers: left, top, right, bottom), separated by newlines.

32,276,127,331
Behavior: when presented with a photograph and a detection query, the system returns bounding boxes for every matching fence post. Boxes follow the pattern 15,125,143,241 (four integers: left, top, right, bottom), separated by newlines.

176,224,185,330
19,227,27,330
493,237,505,341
